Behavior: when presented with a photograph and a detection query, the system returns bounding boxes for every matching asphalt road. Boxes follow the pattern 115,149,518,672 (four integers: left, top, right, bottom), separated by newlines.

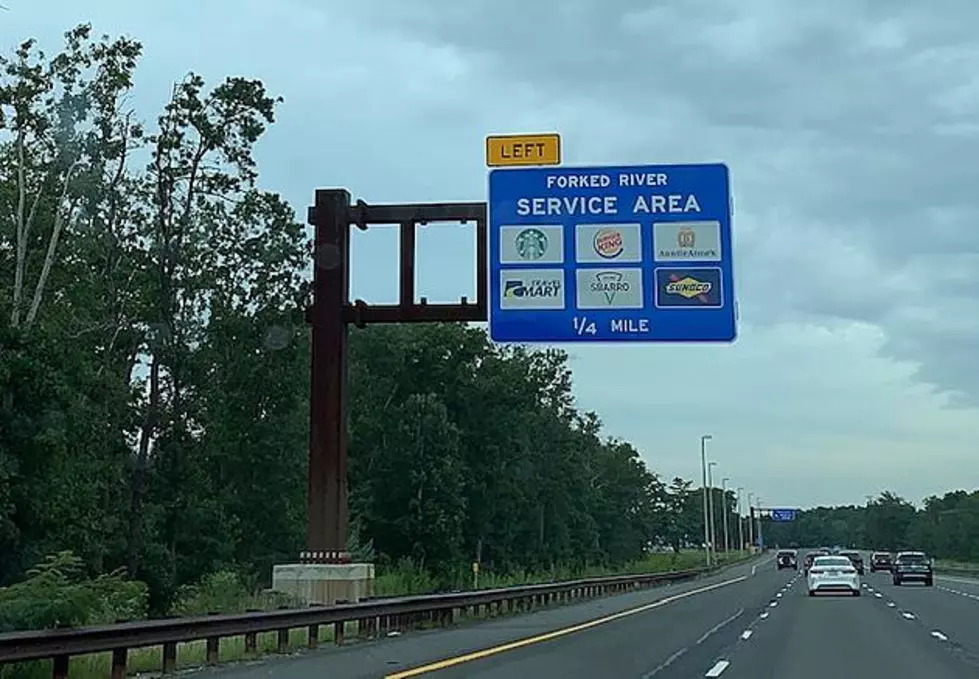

207,553,979,679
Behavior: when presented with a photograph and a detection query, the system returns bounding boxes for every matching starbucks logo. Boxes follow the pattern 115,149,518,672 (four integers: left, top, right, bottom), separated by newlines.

514,228,548,260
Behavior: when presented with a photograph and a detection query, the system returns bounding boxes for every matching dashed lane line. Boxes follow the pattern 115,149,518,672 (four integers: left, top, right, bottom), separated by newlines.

705,660,731,677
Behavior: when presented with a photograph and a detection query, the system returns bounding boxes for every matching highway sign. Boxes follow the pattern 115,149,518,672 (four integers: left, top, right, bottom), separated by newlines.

488,163,736,343
770,508,797,522
486,133,561,167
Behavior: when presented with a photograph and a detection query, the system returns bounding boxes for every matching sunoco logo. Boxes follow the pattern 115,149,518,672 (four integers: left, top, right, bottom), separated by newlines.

665,276,712,299
589,271,631,304
593,229,624,258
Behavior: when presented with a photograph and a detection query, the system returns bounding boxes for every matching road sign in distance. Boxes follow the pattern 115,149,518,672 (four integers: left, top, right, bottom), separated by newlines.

486,133,561,167
770,509,798,522
488,163,736,343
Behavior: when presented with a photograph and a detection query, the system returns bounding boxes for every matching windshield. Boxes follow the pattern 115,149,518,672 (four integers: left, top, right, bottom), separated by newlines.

813,557,852,567
899,554,929,564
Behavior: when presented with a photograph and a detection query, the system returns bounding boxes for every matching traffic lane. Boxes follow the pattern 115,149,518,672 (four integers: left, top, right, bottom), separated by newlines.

201,556,772,679
865,572,979,664
716,579,978,679
382,564,797,678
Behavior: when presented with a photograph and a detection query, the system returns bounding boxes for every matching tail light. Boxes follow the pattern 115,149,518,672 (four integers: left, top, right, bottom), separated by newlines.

810,568,825,575
843,568,856,574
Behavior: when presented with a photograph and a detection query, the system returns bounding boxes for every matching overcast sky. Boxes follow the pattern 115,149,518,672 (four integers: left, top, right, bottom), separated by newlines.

8,0,979,509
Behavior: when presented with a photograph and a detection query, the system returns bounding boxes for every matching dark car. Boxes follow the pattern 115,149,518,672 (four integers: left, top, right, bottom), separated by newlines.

803,549,830,574
777,549,798,570
893,551,933,586
870,551,893,573
840,550,865,575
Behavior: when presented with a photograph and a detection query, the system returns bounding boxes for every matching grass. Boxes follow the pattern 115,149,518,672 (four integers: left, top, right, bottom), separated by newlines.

1,550,753,679
934,558,979,574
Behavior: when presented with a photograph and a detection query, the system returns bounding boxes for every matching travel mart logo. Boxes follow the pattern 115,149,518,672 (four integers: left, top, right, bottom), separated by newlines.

654,268,722,308
499,269,565,310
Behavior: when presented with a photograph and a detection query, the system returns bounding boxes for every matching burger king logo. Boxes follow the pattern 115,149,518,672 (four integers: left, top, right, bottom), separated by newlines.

593,228,624,258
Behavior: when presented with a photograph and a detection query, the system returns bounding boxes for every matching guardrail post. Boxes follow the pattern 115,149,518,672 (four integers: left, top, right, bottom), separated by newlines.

244,631,257,654
308,623,319,648
162,642,177,674
276,628,289,653
111,648,127,679
334,620,344,645
205,637,219,665
52,655,69,679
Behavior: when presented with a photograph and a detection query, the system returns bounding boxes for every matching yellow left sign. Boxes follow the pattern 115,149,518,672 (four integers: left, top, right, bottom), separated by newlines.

486,133,561,167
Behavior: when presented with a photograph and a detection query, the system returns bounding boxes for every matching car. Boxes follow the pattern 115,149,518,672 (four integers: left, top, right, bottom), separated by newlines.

870,551,893,573
776,549,798,570
803,549,830,574
893,551,934,586
808,555,861,596
840,550,865,575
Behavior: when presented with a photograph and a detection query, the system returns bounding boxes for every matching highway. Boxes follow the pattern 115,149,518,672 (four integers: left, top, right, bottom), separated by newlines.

207,553,979,679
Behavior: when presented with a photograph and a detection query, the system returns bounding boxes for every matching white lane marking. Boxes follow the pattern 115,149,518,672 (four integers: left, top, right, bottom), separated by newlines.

776,593,782,598
705,660,731,677
760,612,770,619
641,647,688,678
740,630,752,640
696,609,744,645
902,612,916,620
887,602,896,607
769,601,778,607
751,565,757,576
874,593,882,598
932,631,949,642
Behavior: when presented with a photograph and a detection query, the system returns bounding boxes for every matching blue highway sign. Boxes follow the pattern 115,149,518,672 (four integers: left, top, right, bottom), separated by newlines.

488,163,736,343
770,508,798,522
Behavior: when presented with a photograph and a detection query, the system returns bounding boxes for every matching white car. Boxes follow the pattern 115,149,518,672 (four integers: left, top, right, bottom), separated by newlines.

807,555,861,596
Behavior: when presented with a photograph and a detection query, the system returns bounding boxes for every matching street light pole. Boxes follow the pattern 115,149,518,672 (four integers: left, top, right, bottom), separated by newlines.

700,435,712,567
747,493,755,549
756,497,765,551
737,487,745,551
722,477,731,553
707,461,717,559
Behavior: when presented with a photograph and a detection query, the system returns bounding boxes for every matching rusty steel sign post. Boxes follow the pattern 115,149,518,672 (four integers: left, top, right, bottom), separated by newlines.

302,189,487,563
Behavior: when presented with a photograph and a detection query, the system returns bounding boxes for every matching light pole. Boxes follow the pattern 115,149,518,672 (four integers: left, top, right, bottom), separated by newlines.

700,435,712,567
708,461,718,558
737,487,745,551
722,477,731,553
756,496,765,550
747,492,755,549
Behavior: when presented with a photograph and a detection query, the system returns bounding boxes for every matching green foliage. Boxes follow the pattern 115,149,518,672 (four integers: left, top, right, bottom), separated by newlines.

0,551,147,631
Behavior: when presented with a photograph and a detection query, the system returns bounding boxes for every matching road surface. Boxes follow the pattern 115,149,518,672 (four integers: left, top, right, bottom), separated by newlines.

206,554,979,678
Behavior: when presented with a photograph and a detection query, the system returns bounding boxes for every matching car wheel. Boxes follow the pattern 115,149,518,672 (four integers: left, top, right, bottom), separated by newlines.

926,577,934,587
808,590,816,597
893,578,901,586
853,590,861,597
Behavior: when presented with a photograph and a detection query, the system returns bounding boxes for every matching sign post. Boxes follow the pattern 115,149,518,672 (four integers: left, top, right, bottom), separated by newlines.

487,163,737,343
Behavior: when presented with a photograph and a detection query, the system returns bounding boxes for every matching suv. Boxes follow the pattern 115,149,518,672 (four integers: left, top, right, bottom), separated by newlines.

893,551,933,586
840,550,865,575
776,549,798,570
803,549,829,574
870,551,893,573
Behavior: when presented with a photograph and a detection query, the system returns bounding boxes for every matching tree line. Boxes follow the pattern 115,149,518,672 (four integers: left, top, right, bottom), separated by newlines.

762,490,979,560
0,25,743,628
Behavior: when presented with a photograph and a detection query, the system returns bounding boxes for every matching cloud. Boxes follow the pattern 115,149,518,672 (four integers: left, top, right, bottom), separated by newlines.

5,0,979,505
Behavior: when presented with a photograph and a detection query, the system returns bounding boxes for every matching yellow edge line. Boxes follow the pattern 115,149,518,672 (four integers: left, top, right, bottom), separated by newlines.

384,574,748,678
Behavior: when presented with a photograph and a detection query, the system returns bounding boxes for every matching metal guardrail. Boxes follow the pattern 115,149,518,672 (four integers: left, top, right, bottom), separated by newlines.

0,565,727,679
935,566,979,578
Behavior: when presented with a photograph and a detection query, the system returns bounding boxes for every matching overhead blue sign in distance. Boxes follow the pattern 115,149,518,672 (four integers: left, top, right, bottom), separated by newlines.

488,163,737,343
770,509,798,522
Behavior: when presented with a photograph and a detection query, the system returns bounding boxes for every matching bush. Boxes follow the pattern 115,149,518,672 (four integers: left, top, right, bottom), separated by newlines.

0,551,148,632
170,570,301,615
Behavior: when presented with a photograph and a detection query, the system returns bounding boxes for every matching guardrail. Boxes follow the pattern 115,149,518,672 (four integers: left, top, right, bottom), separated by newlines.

935,566,979,578
0,564,731,679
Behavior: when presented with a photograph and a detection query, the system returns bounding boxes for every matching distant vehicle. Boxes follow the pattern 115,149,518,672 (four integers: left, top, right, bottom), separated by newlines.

808,555,861,596
893,551,934,586
776,549,798,570
803,548,830,574
870,551,893,573
840,550,865,575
